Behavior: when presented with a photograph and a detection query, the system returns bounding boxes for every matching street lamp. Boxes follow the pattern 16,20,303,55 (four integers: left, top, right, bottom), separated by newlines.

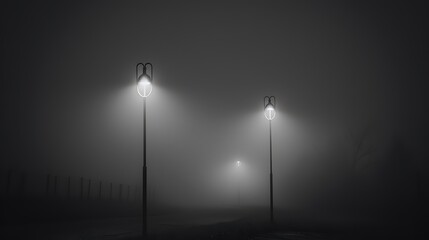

136,62,153,236
264,96,276,224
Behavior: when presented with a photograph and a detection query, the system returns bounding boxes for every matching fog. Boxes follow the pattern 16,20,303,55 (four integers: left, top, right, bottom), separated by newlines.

3,0,428,225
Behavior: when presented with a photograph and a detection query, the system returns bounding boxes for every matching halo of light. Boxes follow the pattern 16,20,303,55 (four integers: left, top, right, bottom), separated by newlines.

264,104,276,120
137,76,152,97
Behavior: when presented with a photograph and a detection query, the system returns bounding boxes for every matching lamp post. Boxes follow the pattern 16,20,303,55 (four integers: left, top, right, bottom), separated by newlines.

236,161,241,207
264,96,276,224
136,62,153,236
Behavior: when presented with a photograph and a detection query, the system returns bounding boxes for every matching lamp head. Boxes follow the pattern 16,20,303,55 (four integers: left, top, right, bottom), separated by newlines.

136,63,153,98
264,96,276,120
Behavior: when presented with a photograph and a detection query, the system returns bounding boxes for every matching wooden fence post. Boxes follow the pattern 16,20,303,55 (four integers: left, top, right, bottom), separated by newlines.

67,176,71,198
98,181,102,200
80,177,83,200
109,182,113,200
87,179,91,200
119,184,122,201
46,174,50,196
127,185,130,201
54,176,57,196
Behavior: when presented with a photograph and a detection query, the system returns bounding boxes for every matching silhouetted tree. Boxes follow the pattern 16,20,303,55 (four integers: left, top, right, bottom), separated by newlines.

347,125,376,175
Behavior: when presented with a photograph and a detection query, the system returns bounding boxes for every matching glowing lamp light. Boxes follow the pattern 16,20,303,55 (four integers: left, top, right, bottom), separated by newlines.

236,161,241,167
264,96,276,120
137,74,152,97
136,63,153,98
264,103,276,120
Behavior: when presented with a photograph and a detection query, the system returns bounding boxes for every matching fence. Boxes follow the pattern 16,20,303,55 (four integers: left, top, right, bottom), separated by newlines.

1,171,142,202
0,170,156,223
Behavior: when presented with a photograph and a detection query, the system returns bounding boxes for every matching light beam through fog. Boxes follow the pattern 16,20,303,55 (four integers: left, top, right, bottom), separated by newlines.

2,1,428,239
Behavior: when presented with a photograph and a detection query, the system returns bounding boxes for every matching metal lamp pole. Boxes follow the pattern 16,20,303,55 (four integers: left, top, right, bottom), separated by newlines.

236,161,241,207
143,97,147,235
136,62,153,236
264,96,276,224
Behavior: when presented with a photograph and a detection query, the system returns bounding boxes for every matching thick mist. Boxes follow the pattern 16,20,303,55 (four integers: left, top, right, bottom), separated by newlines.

2,1,428,226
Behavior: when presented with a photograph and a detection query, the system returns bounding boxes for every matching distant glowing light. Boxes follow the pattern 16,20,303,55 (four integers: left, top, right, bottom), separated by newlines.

264,103,276,120
236,161,241,167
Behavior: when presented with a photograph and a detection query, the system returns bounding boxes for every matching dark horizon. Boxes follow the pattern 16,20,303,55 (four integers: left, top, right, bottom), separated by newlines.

2,0,428,239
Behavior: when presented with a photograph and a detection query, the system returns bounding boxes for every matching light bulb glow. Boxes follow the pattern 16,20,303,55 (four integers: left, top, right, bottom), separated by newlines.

264,104,276,120
137,76,152,97
236,161,241,167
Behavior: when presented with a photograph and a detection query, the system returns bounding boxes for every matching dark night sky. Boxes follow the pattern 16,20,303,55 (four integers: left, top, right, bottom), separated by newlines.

2,1,429,210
